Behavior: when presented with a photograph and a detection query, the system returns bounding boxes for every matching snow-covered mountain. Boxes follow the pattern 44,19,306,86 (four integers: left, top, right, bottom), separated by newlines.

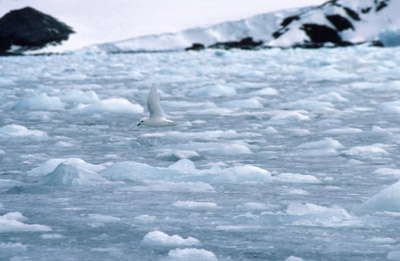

89,0,400,53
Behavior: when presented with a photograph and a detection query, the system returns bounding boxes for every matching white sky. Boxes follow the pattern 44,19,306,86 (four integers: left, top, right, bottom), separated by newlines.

0,0,326,49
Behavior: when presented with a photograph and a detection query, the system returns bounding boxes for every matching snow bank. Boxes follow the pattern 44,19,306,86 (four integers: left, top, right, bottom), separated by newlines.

12,93,65,111
87,214,121,223
41,162,111,186
358,181,400,212
166,248,217,261
189,84,236,97
0,124,48,140
143,231,200,247
70,98,143,114
29,158,105,176
0,212,51,232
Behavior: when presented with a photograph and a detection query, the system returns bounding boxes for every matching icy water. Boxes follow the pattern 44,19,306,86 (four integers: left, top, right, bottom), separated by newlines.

1,47,400,260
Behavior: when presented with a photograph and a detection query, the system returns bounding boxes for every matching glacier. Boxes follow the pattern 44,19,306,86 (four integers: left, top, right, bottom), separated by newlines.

1,45,400,260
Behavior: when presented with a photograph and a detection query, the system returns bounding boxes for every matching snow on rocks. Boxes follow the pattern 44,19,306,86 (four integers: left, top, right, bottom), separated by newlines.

142,231,200,247
0,212,51,232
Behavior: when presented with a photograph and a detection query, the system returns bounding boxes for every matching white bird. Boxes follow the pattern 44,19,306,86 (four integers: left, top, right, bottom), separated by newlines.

137,85,177,127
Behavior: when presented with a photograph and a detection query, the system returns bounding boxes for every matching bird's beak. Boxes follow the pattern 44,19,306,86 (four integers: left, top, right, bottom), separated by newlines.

137,123,141,126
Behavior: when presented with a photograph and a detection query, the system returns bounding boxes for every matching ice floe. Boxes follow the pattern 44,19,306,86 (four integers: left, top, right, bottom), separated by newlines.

142,231,200,247
0,212,51,232
165,248,217,261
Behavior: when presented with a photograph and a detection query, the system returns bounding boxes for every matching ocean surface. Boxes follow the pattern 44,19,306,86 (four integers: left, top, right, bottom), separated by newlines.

1,46,400,260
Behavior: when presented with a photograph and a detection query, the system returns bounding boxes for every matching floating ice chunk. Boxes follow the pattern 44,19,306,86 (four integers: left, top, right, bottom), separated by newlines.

60,90,99,104
144,130,240,141
343,145,389,158
371,125,391,135
0,242,27,255
240,202,279,211
298,69,359,82
358,181,400,213
41,163,111,186
29,158,105,176
156,149,201,161
0,212,51,232
173,201,217,209
12,93,65,111
71,98,143,114
143,231,200,247
297,138,344,150
134,215,156,222
287,100,333,110
0,77,14,86
273,173,320,184
0,178,24,188
212,165,272,183
285,203,356,227
41,234,63,239
269,110,310,122
295,138,343,158
250,88,279,96
168,159,197,172
214,143,252,155
369,237,397,244
220,98,263,109
374,168,400,177
0,124,48,140
324,127,363,135
127,182,215,192
88,214,121,222
166,248,217,261
285,256,305,261
265,127,278,134
388,250,400,261
317,92,348,102
189,84,236,97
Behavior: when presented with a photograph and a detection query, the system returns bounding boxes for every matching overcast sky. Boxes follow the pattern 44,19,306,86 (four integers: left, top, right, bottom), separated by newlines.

1,0,326,48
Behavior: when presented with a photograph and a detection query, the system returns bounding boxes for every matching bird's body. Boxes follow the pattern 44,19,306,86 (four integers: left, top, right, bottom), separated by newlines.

137,85,177,127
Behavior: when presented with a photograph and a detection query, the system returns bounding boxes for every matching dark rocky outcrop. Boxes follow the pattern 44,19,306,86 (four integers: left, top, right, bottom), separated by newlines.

185,43,205,51
301,24,342,43
326,14,354,31
0,7,74,55
208,37,263,50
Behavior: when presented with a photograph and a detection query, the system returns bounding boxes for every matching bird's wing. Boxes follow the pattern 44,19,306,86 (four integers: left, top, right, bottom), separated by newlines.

147,85,164,117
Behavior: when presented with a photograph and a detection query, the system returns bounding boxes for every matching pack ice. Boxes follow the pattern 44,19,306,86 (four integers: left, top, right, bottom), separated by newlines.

2,45,400,260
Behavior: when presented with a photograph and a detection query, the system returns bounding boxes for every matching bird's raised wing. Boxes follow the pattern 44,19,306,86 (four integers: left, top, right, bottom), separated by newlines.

147,85,164,117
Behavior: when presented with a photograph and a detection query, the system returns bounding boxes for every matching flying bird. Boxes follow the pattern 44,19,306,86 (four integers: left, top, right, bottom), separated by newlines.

137,85,177,127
